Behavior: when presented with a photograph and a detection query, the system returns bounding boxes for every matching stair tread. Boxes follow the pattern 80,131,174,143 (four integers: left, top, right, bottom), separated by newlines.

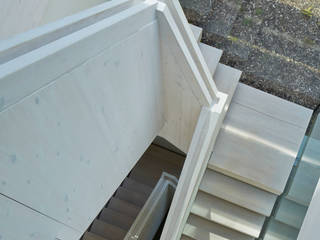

199,42,222,77
275,197,307,229
136,155,181,179
287,137,320,206
180,235,194,240
107,197,141,219
115,186,148,207
144,144,185,169
214,63,241,97
183,214,254,240
200,169,277,216
90,220,126,240
208,95,306,194
191,191,265,238
83,232,109,240
99,208,135,231
123,177,153,196
129,167,159,187
189,24,202,43
263,219,299,240
233,83,312,129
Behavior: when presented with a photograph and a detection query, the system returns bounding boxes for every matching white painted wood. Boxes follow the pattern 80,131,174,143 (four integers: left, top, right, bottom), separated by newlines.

125,173,178,240
160,92,230,240
0,11,164,233
0,0,107,41
200,169,277,216
191,191,265,238
264,219,299,240
183,214,254,240
159,0,219,100
214,63,241,97
298,179,320,240
287,137,320,206
0,195,81,240
156,3,212,152
0,2,158,112
208,99,306,194
233,83,313,129
189,24,202,43
275,198,307,229
199,43,223,76
0,0,135,64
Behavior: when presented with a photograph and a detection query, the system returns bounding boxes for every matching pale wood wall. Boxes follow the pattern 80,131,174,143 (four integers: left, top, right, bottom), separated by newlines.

0,0,107,40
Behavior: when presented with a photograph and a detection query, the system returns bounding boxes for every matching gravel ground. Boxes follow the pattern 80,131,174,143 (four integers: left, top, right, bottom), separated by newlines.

179,0,320,109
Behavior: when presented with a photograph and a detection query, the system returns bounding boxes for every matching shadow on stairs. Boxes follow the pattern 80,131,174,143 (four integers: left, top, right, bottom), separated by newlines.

82,144,186,240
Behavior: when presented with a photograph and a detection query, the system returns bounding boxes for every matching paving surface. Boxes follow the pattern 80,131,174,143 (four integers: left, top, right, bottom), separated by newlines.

180,0,320,109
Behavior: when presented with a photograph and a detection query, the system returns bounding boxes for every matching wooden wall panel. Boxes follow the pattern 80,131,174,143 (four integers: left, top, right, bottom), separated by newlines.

0,20,164,232
0,195,80,240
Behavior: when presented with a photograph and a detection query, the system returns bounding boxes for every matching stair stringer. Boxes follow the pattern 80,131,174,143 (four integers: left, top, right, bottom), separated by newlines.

160,91,233,240
159,0,219,99
156,3,219,153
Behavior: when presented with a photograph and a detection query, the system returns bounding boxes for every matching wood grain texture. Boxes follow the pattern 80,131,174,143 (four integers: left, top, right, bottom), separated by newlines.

209,99,306,194
233,83,312,129
159,0,219,99
0,0,135,64
184,214,254,240
0,0,107,41
0,19,163,232
191,191,265,238
157,4,212,152
0,2,158,113
200,170,277,216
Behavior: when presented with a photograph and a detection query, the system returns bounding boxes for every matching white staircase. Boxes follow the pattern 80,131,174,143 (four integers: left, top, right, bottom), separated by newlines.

0,1,315,239
161,24,313,240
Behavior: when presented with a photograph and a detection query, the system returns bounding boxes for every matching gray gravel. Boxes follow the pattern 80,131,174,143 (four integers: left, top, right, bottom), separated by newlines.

180,0,320,109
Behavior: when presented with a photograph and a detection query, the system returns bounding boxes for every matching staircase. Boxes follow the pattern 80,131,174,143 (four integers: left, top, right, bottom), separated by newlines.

0,1,316,239
83,177,151,240
83,144,185,240
161,24,313,240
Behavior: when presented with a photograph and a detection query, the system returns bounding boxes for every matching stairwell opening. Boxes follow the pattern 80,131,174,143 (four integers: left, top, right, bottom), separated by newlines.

81,137,186,240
